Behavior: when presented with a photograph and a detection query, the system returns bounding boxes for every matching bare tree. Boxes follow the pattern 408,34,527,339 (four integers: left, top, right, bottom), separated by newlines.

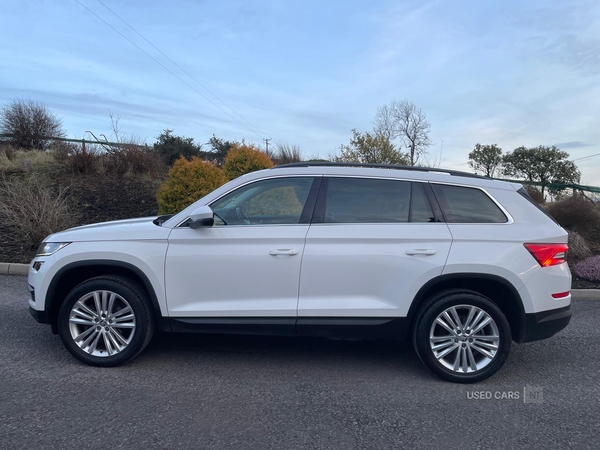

0,99,64,150
374,100,431,166
108,110,123,144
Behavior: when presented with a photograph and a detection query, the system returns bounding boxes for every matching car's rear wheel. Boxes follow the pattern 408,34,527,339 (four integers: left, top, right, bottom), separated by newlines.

413,291,511,383
57,276,155,367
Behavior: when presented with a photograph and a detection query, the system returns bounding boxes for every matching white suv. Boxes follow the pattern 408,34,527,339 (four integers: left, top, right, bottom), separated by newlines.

28,163,572,383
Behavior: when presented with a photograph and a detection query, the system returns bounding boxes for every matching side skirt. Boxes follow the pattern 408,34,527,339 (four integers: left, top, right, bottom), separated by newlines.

169,317,406,340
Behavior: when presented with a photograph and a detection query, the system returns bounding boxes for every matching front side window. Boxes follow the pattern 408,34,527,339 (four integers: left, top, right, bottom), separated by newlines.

210,177,314,225
432,184,508,223
324,177,412,223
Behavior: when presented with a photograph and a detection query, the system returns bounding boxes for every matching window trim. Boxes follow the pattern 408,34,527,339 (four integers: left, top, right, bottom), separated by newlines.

429,182,514,225
410,182,444,223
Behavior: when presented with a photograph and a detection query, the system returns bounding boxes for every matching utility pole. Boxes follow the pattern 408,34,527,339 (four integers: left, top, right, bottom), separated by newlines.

263,138,272,155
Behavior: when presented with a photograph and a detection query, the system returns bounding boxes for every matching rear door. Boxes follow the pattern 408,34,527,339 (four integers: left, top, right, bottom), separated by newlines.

297,177,452,325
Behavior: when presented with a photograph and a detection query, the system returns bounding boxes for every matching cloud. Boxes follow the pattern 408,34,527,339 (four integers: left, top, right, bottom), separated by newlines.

555,141,594,149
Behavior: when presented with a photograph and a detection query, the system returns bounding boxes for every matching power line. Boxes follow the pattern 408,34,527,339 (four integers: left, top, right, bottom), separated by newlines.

94,0,269,139
572,152,600,162
74,0,266,141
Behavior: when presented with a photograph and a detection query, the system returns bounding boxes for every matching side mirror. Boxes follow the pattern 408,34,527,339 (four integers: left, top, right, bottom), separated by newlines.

188,205,214,229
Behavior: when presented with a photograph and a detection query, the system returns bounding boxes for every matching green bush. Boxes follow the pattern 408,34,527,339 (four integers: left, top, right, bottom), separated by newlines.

157,156,227,214
222,143,273,180
153,129,202,166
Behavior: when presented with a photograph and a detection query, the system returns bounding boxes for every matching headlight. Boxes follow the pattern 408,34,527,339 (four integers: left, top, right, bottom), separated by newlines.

36,242,70,256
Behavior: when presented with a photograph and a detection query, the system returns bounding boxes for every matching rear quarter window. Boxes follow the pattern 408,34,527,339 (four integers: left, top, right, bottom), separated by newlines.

432,184,508,223
517,187,559,225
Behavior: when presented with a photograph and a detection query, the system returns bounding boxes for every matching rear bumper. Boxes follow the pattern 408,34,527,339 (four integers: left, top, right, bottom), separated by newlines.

522,305,571,342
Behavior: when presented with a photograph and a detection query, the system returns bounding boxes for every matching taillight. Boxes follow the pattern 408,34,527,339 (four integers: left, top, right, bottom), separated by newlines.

524,243,568,267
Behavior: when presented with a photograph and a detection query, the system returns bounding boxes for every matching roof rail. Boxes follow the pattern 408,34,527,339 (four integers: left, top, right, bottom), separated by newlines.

272,161,486,179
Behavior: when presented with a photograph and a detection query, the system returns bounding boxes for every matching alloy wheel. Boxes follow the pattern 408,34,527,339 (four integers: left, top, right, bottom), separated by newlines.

429,304,500,373
68,290,136,357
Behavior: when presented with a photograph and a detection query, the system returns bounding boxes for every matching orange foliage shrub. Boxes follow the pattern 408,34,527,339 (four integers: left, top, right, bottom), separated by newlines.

222,142,273,180
157,156,227,214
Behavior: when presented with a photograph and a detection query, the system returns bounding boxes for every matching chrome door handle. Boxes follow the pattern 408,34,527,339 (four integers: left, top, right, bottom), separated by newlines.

269,249,299,256
405,249,437,256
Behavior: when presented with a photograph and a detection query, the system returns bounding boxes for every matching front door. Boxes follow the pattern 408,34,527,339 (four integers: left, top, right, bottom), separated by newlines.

165,176,318,320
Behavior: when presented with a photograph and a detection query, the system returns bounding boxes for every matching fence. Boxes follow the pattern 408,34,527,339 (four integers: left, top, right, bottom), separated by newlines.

0,133,147,151
493,178,600,196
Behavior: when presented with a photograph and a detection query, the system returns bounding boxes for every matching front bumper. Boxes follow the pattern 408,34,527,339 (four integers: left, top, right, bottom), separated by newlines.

523,305,571,342
29,305,51,324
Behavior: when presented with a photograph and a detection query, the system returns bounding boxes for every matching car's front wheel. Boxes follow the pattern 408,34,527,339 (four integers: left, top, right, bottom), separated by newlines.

57,276,155,366
413,291,511,383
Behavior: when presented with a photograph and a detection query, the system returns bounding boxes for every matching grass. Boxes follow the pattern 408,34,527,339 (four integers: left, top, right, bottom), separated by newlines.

0,147,61,175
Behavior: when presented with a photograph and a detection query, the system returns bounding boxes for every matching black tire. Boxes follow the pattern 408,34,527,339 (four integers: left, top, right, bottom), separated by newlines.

57,276,155,367
413,290,511,383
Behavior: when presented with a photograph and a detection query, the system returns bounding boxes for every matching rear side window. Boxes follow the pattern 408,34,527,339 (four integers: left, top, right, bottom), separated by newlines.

432,184,507,223
324,178,411,223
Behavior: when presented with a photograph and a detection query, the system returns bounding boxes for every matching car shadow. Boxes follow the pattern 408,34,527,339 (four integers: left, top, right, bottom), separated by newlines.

136,331,435,379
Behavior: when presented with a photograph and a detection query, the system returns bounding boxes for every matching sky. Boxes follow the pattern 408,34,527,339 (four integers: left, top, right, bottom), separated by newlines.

1,0,599,184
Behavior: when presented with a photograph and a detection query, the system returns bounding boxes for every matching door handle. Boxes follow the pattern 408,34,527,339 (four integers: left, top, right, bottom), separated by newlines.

269,249,300,256
405,249,437,256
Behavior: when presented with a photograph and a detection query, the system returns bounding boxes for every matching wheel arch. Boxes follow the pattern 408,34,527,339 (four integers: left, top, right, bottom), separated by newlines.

405,273,527,343
45,260,170,333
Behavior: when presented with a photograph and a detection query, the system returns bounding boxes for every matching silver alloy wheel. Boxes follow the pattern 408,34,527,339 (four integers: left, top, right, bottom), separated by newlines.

429,304,500,373
68,290,136,357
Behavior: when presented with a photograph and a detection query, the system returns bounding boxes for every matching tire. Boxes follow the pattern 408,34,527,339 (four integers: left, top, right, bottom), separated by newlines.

57,276,155,367
413,290,511,383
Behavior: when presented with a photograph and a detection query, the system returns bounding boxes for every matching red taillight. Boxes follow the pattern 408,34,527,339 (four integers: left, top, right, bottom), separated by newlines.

552,291,570,299
524,243,568,267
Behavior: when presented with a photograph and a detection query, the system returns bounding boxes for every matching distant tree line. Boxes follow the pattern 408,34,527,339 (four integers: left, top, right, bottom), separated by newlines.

468,143,580,196
0,98,584,198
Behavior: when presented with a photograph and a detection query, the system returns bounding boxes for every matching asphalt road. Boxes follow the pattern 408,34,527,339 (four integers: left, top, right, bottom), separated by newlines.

1,275,599,450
